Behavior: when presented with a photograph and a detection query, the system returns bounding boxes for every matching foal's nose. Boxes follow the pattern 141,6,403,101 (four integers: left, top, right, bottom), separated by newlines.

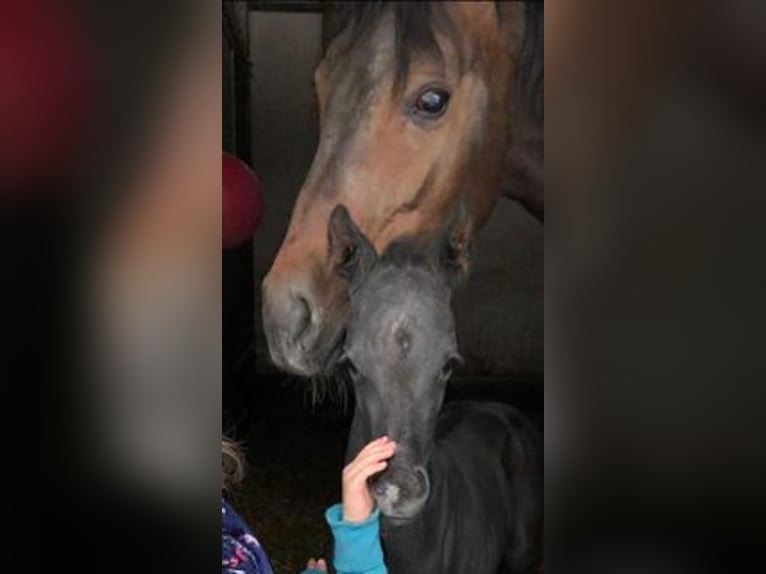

372,465,431,519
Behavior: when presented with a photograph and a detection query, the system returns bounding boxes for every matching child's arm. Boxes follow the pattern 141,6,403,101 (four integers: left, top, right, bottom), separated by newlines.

325,436,396,574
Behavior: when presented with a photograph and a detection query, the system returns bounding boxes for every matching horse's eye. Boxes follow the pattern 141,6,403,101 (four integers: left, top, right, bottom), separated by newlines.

414,88,450,118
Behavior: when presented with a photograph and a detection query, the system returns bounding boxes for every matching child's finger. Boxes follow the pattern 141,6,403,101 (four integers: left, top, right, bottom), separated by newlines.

343,459,388,486
355,441,396,465
353,436,392,459
344,443,396,477
316,558,327,570
346,459,388,484
363,436,392,451
351,440,396,465
345,450,395,480
344,444,394,474
347,460,388,485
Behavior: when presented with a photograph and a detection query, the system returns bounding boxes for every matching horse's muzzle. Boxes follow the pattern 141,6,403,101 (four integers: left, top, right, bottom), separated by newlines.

262,295,311,374
372,465,430,520
262,287,322,376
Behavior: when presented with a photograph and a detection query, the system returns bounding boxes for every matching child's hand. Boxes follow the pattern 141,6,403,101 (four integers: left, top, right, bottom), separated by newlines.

342,436,396,523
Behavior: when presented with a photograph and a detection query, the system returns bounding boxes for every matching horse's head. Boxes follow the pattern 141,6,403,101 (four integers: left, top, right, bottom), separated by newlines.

329,204,470,520
262,2,524,375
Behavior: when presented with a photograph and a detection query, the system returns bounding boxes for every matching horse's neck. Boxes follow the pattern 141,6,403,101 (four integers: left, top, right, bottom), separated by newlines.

502,111,544,221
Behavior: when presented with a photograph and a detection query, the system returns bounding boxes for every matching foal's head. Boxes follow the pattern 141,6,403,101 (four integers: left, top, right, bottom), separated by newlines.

328,204,470,520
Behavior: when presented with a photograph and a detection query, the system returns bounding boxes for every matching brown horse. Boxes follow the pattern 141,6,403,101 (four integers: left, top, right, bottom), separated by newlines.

262,2,543,376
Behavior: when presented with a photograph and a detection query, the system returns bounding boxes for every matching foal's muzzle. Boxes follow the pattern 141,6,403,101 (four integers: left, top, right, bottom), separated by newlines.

372,464,430,520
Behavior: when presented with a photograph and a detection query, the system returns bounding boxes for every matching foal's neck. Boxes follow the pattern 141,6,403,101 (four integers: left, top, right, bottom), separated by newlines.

380,432,510,574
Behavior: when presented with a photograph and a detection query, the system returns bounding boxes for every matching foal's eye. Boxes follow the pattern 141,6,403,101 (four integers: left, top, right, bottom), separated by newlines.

440,354,462,381
413,88,450,118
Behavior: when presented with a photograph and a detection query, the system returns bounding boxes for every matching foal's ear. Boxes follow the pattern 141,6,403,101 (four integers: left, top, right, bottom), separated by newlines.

441,205,473,286
328,204,377,282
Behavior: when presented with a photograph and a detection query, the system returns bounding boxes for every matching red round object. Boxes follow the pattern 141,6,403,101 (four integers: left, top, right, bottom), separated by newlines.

222,153,263,249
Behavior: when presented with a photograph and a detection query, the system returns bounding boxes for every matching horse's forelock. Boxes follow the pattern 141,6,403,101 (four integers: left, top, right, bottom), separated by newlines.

335,1,461,94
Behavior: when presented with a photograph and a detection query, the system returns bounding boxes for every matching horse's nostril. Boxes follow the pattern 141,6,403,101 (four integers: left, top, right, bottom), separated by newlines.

288,293,313,343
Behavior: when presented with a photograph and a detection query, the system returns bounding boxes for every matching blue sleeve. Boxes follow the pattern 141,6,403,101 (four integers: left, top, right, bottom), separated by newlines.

325,504,387,574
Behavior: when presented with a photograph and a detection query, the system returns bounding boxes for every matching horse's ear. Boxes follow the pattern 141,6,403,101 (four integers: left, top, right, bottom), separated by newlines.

328,204,377,283
441,204,473,286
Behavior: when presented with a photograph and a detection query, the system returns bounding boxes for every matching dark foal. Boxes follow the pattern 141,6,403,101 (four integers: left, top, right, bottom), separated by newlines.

328,205,542,574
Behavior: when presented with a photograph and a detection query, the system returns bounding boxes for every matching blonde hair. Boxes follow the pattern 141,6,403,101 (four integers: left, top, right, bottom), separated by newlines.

222,438,245,492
